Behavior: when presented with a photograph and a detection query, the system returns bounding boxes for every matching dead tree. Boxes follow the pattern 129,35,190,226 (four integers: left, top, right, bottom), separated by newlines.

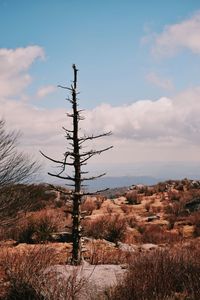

0,119,40,227
0,119,39,188
41,64,112,265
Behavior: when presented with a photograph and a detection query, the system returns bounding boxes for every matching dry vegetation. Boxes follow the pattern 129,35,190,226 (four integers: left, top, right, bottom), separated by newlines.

1,179,200,299
107,245,200,300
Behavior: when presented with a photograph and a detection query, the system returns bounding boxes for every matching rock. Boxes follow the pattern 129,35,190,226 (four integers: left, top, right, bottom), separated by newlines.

117,241,137,252
182,225,194,238
0,239,18,247
147,215,160,222
51,231,72,243
45,264,127,299
140,243,158,251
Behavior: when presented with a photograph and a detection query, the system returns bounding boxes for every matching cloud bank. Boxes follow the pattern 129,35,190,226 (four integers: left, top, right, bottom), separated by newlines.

2,87,200,146
152,12,200,57
1,45,200,176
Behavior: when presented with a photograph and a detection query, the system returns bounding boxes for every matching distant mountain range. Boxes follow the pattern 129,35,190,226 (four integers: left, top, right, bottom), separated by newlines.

44,175,162,192
42,161,200,191
86,176,162,192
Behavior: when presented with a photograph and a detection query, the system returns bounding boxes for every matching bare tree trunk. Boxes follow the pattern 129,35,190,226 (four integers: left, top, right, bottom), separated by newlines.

41,64,113,265
71,65,82,264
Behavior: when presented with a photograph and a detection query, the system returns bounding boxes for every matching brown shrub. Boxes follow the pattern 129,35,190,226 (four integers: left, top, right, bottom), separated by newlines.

188,212,200,226
0,184,54,229
188,212,200,237
14,209,63,243
81,196,105,215
151,205,162,214
144,187,156,196
0,246,57,299
81,197,97,215
106,205,115,214
156,182,167,192
0,246,88,300
167,214,177,230
125,191,140,205
144,202,151,212
141,224,181,244
87,240,129,265
107,248,200,300
126,215,137,228
164,200,186,217
168,191,181,202
83,214,127,243
120,204,133,214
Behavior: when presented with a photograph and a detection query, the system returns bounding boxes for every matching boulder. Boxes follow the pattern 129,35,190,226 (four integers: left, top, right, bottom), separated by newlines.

51,231,72,243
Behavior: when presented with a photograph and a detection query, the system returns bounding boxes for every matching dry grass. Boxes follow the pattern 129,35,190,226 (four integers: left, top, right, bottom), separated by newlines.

86,240,130,265
107,247,200,300
9,208,64,243
140,224,181,244
0,246,57,299
0,246,89,300
125,191,141,205
81,197,98,215
83,214,127,243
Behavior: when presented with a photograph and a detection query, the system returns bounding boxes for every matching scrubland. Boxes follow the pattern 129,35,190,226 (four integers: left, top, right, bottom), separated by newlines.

0,179,200,299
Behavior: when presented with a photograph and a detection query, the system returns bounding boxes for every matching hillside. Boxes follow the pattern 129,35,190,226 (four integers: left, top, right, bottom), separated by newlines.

0,178,200,299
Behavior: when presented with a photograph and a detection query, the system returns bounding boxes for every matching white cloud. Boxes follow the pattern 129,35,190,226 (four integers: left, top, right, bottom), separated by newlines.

152,12,200,57
37,85,56,98
0,46,44,97
0,87,200,173
1,45,200,177
0,88,195,140
146,72,174,90
2,86,200,164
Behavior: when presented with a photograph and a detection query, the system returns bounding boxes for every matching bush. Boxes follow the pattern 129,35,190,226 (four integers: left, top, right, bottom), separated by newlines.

15,209,61,243
107,248,200,300
81,197,97,215
144,202,151,212
168,191,181,202
0,246,88,300
167,214,177,230
126,215,137,228
0,246,57,300
88,240,129,265
141,224,181,244
83,214,127,243
125,191,140,205
188,212,200,237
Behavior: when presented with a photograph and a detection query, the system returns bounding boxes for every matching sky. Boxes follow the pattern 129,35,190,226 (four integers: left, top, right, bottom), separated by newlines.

1,0,200,181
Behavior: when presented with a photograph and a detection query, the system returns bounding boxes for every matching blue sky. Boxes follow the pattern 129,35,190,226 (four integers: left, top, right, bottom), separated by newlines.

1,0,200,108
1,0,200,180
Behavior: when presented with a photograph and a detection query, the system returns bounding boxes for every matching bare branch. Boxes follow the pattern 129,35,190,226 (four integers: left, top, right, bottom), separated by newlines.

47,184,73,196
80,154,94,164
79,131,112,144
79,146,113,158
58,85,73,91
40,151,73,166
48,172,75,181
0,119,39,188
62,127,74,133
81,172,106,182
82,188,109,196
